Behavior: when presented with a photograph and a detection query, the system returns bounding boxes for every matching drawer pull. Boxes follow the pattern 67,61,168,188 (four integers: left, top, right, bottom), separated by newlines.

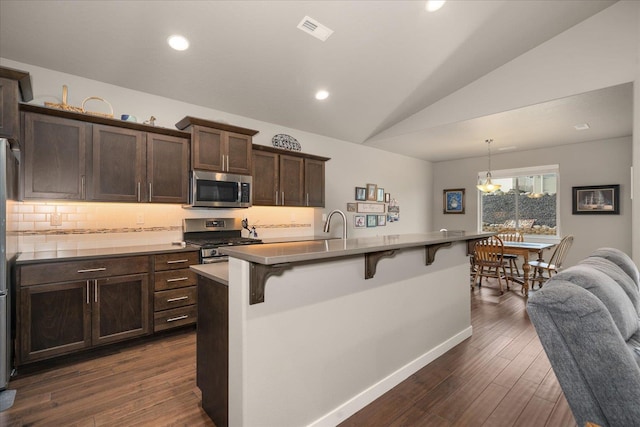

166,315,188,322
77,267,106,273
167,296,189,302
166,259,189,264
166,277,189,283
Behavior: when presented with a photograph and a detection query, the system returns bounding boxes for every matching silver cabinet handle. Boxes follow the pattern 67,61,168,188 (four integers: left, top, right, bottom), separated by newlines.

166,315,188,323
226,155,230,171
86,281,90,304
275,191,278,205
81,175,86,200
282,192,285,205
77,267,106,273
167,296,189,302
166,277,189,283
149,182,152,202
167,259,189,264
94,280,98,303
137,182,141,202
306,193,309,206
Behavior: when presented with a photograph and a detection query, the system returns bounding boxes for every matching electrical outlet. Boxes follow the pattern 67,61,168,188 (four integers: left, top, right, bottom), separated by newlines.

50,212,62,227
136,213,144,224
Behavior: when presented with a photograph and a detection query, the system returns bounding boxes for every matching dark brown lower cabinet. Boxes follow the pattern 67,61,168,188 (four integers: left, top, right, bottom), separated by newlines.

197,275,228,427
18,271,150,364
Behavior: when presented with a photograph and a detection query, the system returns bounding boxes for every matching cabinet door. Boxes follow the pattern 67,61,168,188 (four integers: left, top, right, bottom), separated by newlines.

92,273,150,346
305,158,325,207
23,113,88,200
147,133,190,203
280,154,305,206
19,281,91,363
225,132,252,175
192,125,224,171
252,150,279,205
0,77,19,141
89,125,145,202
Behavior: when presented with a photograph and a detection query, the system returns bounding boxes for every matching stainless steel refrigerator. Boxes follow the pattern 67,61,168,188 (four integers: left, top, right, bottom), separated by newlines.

1,138,19,390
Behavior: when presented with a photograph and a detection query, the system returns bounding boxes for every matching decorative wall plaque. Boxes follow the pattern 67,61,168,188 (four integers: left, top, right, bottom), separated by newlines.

271,134,301,151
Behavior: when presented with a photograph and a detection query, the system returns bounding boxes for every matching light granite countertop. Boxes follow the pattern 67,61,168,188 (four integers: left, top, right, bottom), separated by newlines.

16,243,199,264
219,230,492,265
190,262,229,286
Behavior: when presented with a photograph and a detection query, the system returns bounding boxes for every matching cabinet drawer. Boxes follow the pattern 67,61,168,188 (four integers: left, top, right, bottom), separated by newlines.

154,305,197,332
154,252,199,271
20,256,149,286
154,269,197,291
154,286,197,311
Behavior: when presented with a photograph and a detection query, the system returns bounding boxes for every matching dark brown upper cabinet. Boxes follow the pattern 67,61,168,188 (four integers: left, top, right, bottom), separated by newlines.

0,66,32,143
23,112,89,200
251,144,330,207
175,116,258,175
21,104,190,204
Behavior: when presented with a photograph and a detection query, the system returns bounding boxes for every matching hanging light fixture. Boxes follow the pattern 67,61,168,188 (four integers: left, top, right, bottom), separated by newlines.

476,139,501,193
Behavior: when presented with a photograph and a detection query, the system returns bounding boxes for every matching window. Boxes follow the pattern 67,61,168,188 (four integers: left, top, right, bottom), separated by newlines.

478,165,559,239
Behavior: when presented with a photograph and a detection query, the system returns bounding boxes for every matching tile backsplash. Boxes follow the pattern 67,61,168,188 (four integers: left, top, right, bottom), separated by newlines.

15,201,316,252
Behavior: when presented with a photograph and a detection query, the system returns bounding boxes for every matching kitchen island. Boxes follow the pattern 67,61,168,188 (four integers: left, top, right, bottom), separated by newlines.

192,231,490,427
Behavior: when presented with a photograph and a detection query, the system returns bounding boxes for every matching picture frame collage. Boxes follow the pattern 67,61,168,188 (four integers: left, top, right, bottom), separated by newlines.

349,183,398,228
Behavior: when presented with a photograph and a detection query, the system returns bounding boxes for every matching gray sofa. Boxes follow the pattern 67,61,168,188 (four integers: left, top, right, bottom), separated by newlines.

527,248,640,427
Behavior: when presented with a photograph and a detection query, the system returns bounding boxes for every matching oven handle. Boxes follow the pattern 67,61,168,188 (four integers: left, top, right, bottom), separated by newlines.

202,257,229,264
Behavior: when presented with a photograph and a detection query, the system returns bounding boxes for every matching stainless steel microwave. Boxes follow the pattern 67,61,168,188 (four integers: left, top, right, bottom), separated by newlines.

189,170,252,208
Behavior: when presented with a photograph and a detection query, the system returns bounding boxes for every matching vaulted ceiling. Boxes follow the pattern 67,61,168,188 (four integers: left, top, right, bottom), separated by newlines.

0,0,632,161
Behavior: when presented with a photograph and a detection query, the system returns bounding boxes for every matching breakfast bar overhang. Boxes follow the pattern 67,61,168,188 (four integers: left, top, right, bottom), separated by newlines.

193,231,491,427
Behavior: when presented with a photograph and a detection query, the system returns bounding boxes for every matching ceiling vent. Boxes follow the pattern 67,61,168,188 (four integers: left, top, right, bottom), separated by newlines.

297,16,334,41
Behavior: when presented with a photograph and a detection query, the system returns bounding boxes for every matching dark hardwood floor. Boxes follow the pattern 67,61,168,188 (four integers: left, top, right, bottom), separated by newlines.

1,279,575,426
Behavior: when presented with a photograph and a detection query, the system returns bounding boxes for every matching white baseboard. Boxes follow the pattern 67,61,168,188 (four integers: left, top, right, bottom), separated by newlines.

307,326,473,427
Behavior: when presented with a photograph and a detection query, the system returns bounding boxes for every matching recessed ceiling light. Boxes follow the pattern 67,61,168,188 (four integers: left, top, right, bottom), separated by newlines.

425,0,446,12
315,90,329,100
167,35,189,51
574,123,590,131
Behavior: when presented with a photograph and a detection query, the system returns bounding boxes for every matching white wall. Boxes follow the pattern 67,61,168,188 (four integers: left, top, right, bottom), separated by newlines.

228,242,471,427
433,137,632,267
0,58,432,247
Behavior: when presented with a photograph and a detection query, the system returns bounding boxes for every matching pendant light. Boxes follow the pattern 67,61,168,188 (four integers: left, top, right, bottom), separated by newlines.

476,139,501,193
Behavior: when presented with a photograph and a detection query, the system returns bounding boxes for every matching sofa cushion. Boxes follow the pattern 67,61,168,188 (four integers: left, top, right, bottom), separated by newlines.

579,256,640,315
589,247,640,288
527,279,640,426
554,265,639,341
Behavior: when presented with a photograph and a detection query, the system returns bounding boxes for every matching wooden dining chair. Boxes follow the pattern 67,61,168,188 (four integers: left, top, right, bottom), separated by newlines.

472,236,510,294
528,235,574,288
497,230,524,279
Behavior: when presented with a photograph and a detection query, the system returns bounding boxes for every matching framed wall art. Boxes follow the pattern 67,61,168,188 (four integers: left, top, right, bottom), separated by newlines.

376,188,384,202
354,215,366,228
366,184,377,201
355,187,366,201
366,215,378,227
347,203,357,212
377,215,386,226
357,202,385,213
572,184,620,214
443,188,465,214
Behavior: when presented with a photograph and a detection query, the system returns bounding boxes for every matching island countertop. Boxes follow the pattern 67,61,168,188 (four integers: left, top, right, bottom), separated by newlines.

219,230,492,265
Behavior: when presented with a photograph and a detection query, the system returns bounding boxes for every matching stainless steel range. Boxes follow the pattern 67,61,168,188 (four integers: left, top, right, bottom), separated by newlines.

183,217,262,263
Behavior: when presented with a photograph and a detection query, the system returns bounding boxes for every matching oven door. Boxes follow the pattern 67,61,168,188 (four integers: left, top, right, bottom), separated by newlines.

190,170,252,208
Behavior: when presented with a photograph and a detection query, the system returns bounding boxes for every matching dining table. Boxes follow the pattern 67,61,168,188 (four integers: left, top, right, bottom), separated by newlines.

501,241,556,295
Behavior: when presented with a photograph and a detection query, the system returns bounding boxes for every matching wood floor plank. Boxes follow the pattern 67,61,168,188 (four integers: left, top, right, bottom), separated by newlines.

452,382,510,426
483,377,538,426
